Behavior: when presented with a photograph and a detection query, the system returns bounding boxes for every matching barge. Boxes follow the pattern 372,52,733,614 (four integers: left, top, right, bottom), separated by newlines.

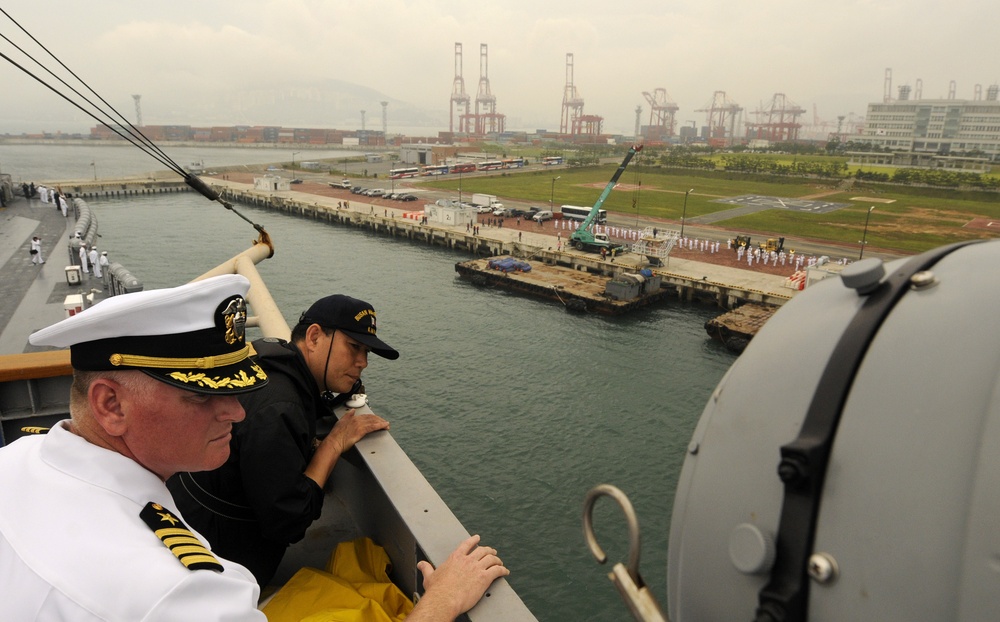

455,256,669,315
704,302,779,352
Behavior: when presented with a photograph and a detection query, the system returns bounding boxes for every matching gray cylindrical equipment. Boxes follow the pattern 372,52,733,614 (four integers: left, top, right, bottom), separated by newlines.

107,263,143,296
668,240,1000,621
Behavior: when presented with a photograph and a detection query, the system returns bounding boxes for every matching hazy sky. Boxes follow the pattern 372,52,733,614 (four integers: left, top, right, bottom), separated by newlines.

1,0,994,136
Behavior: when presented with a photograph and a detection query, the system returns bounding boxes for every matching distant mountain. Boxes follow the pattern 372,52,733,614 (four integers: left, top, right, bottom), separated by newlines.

185,78,448,131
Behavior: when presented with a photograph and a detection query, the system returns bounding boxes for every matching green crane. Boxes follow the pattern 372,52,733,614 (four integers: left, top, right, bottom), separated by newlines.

569,144,643,253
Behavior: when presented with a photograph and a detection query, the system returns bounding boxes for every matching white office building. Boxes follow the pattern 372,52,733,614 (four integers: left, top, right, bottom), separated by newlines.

852,86,1000,162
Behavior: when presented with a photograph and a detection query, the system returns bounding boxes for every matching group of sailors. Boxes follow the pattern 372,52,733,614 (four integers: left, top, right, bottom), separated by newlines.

23,183,71,217
72,233,109,282
674,236,857,272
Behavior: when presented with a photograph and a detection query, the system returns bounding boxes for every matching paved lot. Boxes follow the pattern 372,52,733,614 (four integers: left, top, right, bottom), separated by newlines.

694,194,850,224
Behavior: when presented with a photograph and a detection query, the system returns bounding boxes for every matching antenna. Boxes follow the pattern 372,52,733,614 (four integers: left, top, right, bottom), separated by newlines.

132,94,142,127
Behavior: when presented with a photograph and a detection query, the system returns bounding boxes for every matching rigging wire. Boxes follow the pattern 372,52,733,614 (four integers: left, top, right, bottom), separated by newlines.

630,147,643,229
0,8,267,234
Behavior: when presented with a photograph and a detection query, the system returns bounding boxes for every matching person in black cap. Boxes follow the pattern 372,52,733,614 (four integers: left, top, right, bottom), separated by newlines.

168,294,400,587
0,274,269,620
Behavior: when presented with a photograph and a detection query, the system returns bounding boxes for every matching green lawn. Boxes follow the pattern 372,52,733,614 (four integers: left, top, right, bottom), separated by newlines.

421,164,1000,254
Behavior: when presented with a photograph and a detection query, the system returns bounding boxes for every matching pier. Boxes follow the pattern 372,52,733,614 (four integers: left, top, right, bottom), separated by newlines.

206,178,795,310
35,176,796,310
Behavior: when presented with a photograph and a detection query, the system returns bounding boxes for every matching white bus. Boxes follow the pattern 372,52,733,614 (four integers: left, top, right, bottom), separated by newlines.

389,167,420,179
560,205,607,224
420,165,449,176
478,160,504,171
543,156,564,165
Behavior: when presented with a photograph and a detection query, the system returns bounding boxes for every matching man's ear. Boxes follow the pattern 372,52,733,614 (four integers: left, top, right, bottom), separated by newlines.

88,378,128,437
303,323,327,353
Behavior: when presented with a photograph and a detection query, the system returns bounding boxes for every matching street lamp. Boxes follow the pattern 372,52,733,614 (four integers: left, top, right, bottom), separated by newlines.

291,151,300,174
550,176,561,210
859,205,875,259
458,169,464,205
90,161,96,181
680,188,694,239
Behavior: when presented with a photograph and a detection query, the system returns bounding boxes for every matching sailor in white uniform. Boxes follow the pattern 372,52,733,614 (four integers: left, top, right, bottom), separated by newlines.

0,275,269,620
99,250,110,285
89,246,102,279
79,243,90,274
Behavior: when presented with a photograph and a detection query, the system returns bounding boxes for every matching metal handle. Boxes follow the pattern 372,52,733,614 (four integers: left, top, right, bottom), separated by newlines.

583,483,642,582
583,484,668,622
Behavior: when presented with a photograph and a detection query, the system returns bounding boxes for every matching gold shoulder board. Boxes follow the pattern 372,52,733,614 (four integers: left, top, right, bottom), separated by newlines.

140,502,224,572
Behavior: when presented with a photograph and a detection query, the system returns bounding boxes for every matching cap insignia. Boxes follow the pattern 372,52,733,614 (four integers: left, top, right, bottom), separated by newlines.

140,502,224,572
221,297,247,345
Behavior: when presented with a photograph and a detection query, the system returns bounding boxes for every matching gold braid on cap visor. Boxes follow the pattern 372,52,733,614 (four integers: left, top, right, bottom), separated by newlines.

108,345,251,369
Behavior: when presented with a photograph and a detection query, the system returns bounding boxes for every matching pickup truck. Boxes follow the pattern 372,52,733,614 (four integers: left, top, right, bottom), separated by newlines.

328,180,352,189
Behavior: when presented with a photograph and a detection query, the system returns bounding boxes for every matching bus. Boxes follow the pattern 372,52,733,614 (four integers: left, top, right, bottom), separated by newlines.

478,160,504,171
389,167,420,179
450,162,476,174
560,205,607,224
543,156,564,166
420,165,449,176
502,158,525,168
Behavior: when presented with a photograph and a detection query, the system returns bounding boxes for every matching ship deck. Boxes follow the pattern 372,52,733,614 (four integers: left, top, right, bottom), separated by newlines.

0,193,105,355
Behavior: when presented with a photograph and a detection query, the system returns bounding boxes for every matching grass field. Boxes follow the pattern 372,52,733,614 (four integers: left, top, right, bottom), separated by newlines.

422,165,1000,254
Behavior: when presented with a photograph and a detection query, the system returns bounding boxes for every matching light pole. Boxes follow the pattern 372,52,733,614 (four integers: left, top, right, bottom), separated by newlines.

680,188,694,239
550,176,561,210
90,161,96,181
291,151,300,175
859,205,875,259
458,169,464,205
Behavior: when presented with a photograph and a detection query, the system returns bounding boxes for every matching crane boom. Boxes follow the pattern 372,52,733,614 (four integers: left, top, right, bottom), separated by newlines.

569,144,642,253
578,144,642,232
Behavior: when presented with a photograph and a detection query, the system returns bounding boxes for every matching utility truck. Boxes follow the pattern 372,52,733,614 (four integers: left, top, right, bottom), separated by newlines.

568,144,642,254
471,193,503,210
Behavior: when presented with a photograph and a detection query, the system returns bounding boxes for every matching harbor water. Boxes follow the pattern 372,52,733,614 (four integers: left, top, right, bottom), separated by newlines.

2,145,738,621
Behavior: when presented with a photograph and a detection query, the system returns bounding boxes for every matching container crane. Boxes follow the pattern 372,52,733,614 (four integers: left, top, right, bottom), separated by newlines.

569,144,642,253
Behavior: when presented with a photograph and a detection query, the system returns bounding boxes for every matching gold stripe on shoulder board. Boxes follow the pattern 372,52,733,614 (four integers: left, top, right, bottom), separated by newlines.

20,426,50,435
140,502,223,572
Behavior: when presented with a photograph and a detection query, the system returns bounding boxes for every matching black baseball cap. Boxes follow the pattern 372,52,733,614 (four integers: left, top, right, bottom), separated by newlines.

297,295,399,360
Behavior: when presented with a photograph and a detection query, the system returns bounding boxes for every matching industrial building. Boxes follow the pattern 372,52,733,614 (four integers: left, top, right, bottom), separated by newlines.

850,76,1000,162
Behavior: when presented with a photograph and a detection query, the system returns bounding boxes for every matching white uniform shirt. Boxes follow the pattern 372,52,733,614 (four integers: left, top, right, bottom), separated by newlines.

0,421,265,621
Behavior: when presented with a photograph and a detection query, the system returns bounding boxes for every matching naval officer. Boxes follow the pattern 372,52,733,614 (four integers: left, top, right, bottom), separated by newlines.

0,274,508,621
0,274,270,620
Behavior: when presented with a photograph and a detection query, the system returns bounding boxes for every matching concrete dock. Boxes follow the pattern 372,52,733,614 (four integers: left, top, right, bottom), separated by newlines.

0,175,801,357
200,177,797,309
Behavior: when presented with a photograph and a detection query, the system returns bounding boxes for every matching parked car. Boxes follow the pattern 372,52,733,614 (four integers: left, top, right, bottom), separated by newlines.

399,194,418,202
476,205,493,214
533,210,554,222
350,186,365,194
523,207,541,220
364,189,386,197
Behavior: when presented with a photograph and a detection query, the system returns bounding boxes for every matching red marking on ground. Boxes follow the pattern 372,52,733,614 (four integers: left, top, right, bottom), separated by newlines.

581,182,641,190
965,218,1000,230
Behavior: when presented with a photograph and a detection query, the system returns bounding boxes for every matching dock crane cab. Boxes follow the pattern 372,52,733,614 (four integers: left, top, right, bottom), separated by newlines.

569,145,642,254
